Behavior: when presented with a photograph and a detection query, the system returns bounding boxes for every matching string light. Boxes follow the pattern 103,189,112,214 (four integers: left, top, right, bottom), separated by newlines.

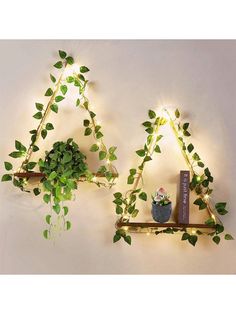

92,176,97,182
196,176,201,182
146,231,150,236
191,229,196,235
106,159,111,164
123,226,129,231
96,141,101,148
204,194,209,200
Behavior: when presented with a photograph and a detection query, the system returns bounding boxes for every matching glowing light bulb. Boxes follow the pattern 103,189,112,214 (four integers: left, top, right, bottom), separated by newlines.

92,176,97,182
96,141,101,147
106,160,111,164
123,226,128,231
191,229,196,235
196,176,201,182
146,232,150,236
204,194,209,200
211,214,216,221
96,120,101,125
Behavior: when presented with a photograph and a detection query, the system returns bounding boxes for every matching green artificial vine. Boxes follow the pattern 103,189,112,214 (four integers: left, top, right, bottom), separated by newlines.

2,50,118,239
113,108,233,246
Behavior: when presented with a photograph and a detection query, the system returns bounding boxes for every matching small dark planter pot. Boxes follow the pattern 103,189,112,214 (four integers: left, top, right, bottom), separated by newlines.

151,202,172,223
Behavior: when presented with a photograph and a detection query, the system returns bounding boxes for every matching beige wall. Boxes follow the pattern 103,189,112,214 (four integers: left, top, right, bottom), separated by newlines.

0,40,235,274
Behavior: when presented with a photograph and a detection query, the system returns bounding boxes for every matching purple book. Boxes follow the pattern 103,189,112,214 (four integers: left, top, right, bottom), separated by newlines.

178,170,190,224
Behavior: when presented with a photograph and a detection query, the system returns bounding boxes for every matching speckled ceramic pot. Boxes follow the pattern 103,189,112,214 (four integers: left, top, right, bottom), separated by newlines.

151,202,172,223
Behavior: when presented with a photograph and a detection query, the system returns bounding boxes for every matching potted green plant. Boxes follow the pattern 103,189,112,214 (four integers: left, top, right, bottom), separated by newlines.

151,187,172,223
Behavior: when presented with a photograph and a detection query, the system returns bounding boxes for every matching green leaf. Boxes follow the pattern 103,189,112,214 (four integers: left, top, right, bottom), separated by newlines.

32,145,39,152
90,144,99,152
83,119,90,127
187,143,194,153
116,205,123,214
45,88,53,96
129,168,136,176
142,121,152,128
66,56,74,65
46,123,54,131
1,174,12,181
124,235,131,245
188,235,198,246
109,146,117,154
55,95,64,102
215,224,224,234
193,153,200,161
46,215,51,225
9,151,22,158
175,109,180,118
113,193,122,200
43,230,49,239
99,151,107,160
204,167,211,177
96,132,103,139
33,112,42,119
205,218,215,227
131,209,139,218
181,232,190,240
62,152,72,164
144,156,152,162
84,127,92,136
41,129,47,139
183,123,189,130
145,127,154,134
60,85,68,95
80,66,90,73
197,161,204,168
225,234,234,240
139,192,147,201
66,76,74,83
50,104,58,113
59,50,67,59
136,149,145,157
154,145,161,153
183,130,191,137
76,98,80,107
33,188,40,196
35,103,44,111
54,61,63,69
148,110,156,119
215,202,228,215
113,198,122,205
213,235,220,245
89,111,96,118
127,175,134,184
27,162,37,170
113,234,121,243
156,135,163,142
66,221,71,230
50,74,56,83
63,206,69,216
4,162,13,171
43,194,51,204
53,204,60,214
193,198,207,210
48,171,57,180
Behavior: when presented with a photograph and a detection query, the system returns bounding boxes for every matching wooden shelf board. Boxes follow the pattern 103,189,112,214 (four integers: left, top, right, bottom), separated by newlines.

14,172,118,179
117,221,214,229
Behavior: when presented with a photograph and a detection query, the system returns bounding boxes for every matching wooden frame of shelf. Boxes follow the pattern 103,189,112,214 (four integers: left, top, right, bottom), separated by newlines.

116,221,214,230
14,172,119,179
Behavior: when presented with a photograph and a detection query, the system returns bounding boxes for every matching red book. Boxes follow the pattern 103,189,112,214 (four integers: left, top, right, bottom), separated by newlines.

178,170,190,224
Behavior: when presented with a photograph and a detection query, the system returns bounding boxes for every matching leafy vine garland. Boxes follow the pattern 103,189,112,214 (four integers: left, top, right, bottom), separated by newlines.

113,108,233,246
2,50,118,239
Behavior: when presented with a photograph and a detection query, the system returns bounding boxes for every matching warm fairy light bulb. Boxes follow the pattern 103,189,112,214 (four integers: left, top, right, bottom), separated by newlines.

146,232,150,236
196,176,201,182
92,176,97,182
106,160,111,164
96,120,101,125
204,194,209,200
123,226,128,231
211,214,216,220
191,229,196,235
96,141,101,147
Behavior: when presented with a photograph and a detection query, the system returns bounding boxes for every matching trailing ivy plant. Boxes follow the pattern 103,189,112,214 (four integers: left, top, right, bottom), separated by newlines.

1,50,118,239
113,108,233,246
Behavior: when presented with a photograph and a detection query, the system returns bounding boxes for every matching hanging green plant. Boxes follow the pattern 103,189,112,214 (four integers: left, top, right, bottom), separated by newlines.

113,108,233,246
1,50,118,239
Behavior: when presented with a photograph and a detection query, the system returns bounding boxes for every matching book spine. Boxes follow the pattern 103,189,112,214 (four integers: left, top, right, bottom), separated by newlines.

178,170,190,224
